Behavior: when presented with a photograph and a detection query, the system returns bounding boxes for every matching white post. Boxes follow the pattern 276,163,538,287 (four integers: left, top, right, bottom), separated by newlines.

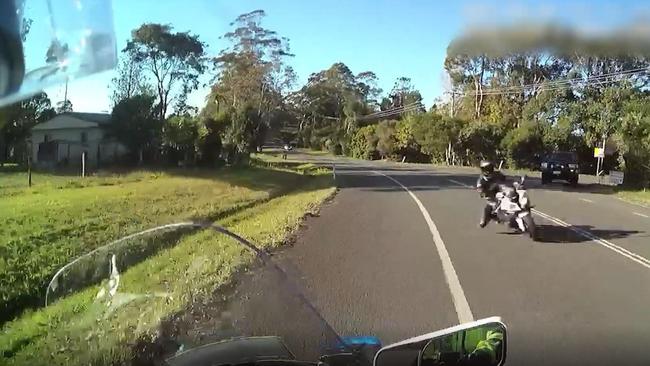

332,163,336,180
81,151,86,177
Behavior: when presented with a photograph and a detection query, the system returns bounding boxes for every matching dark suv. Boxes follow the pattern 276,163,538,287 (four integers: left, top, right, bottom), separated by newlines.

541,152,579,185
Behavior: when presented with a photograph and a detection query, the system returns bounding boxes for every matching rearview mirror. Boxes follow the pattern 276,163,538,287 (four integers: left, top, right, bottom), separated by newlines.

374,317,506,366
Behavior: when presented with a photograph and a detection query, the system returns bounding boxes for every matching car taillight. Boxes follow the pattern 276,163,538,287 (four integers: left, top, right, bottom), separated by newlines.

541,162,548,169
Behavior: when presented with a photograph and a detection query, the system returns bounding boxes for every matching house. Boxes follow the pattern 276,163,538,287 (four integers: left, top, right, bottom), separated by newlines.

30,112,128,168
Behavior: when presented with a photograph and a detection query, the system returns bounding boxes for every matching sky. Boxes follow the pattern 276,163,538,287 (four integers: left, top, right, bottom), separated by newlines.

19,0,650,113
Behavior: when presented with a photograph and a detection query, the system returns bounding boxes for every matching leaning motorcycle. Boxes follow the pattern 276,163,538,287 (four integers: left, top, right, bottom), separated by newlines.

490,176,537,241
31,222,508,366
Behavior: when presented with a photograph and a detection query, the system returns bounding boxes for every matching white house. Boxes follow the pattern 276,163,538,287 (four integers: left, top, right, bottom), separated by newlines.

30,112,128,168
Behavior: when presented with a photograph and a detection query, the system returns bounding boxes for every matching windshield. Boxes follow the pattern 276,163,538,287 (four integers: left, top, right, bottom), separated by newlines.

3,1,650,366
4,223,344,365
547,153,577,163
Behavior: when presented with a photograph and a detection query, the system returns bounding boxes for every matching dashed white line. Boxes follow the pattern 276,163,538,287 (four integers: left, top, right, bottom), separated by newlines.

377,172,474,324
446,178,650,269
633,212,649,218
579,198,594,203
448,178,471,188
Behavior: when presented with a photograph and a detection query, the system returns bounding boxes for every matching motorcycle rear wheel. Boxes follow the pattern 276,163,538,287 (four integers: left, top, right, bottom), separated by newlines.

523,214,537,241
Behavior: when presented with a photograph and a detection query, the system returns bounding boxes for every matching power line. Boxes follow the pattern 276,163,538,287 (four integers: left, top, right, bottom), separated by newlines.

462,70,647,97
357,102,424,121
357,106,421,121
456,67,649,97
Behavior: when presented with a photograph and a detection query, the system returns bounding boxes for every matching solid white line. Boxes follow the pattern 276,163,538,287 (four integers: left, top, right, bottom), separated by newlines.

376,172,475,323
633,212,649,218
579,198,594,203
446,178,650,269
532,210,650,268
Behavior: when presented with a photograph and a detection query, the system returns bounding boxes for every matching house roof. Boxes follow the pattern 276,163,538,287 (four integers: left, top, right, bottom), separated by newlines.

31,112,111,131
62,112,111,125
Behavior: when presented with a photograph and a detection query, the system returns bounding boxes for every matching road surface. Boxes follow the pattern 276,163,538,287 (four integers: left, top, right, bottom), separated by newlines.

275,151,650,366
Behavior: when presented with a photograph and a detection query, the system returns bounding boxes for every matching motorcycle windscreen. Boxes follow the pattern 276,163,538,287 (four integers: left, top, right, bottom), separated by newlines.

35,223,344,365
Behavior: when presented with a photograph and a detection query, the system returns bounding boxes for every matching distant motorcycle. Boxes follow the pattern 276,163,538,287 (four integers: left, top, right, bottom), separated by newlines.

491,176,537,240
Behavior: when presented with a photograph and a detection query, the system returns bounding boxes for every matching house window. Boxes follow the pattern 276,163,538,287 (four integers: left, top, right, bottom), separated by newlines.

81,132,88,143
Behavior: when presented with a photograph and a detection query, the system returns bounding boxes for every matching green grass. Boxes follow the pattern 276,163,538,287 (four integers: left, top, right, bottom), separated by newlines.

0,167,331,324
251,152,329,176
0,173,335,365
617,189,650,206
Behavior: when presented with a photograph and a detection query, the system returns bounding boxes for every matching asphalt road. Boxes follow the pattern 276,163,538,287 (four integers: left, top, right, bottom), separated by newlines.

274,151,650,366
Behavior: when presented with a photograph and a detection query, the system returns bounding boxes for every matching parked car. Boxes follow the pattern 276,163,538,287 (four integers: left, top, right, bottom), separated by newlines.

540,152,580,185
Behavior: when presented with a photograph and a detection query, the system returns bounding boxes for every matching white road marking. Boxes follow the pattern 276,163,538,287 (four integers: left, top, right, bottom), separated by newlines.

633,212,649,218
579,198,594,203
532,210,650,269
448,178,471,187
447,178,650,269
377,172,474,323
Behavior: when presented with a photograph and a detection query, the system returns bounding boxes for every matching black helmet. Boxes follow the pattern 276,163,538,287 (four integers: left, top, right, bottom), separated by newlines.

479,160,494,174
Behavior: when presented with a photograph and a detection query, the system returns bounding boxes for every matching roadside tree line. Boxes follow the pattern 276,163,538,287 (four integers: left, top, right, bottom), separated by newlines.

3,13,649,187
311,25,650,188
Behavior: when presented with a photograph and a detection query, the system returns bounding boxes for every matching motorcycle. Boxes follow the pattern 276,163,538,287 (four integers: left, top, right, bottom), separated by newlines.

491,176,537,240
39,222,508,366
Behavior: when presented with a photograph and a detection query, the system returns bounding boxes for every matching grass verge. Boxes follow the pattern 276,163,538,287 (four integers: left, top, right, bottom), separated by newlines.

617,190,650,207
0,170,335,365
0,166,329,322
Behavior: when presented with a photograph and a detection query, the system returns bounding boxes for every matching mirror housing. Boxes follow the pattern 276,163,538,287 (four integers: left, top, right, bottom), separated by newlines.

374,317,506,366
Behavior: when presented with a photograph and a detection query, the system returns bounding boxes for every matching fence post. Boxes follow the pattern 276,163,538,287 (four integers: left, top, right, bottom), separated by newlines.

27,153,32,187
81,151,86,177
332,163,336,180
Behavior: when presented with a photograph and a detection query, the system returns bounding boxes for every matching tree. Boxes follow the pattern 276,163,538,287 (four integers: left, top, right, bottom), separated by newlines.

163,115,200,164
125,23,205,120
197,114,224,166
110,49,151,107
387,77,423,109
209,10,295,160
0,93,55,163
348,125,378,160
56,99,73,113
108,94,160,164
500,120,545,168
375,120,397,158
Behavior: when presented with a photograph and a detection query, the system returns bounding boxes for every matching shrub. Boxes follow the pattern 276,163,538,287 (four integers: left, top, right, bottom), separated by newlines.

348,125,378,159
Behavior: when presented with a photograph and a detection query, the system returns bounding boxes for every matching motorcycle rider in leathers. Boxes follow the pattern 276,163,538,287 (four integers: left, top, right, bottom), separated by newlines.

476,160,506,228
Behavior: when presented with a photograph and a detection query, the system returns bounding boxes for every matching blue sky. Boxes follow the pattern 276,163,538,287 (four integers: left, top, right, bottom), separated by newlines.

23,0,650,113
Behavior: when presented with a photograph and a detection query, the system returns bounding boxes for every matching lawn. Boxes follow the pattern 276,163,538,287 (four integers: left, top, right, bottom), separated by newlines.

0,165,335,365
617,189,650,206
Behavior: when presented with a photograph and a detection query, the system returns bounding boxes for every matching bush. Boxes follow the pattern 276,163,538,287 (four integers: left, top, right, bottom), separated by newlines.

500,121,544,169
324,139,342,155
458,121,505,165
348,125,378,159
375,120,398,159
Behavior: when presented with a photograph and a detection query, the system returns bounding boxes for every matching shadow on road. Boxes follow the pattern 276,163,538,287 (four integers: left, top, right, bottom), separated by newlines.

521,177,616,195
533,224,643,243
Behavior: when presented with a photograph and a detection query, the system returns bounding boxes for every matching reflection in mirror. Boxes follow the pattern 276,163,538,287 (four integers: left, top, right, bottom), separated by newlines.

421,322,506,366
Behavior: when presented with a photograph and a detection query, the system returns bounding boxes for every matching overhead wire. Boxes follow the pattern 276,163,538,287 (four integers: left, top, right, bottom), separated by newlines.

455,67,649,97
356,101,424,121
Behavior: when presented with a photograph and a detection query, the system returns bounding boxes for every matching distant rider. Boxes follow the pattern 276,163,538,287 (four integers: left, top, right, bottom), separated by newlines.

476,160,506,228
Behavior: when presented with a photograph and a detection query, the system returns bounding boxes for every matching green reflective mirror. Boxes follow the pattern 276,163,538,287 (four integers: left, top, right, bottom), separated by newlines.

420,322,506,366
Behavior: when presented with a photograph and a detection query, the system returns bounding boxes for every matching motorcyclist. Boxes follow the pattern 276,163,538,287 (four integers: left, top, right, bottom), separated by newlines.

476,160,506,228
465,329,504,366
